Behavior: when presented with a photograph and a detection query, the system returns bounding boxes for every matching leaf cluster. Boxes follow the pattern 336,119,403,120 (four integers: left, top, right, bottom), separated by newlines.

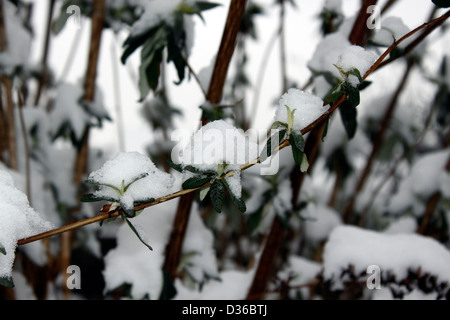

121,1,220,101
168,160,246,214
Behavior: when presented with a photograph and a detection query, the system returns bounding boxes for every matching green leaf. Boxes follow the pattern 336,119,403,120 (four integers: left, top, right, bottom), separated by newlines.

217,163,230,177
285,105,296,131
80,193,118,203
182,176,212,189
324,85,344,105
210,180,225,213
122,25,160,64
166,17,188,85
166,159,183,173
183,165,217,176
345,84,361,108
139,46,165,100
299,153,309,173
84,179,123,195
122,215,153,251
358,80,372,91
123,173,149,192
221,179,246,213
339,100,358,139
260,129,287,163
290,140,303,166
0,276,14,288
346,68,363,84
432,0,450,8
0,244,5,255
195,1,222,12
271,121,288,130
199,186,211,201
290,130,305,152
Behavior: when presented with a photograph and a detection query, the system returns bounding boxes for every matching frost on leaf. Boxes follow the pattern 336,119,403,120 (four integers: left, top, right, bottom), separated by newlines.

83,152,175,217
0,169,54,287
335,46,378,88
274,89,329,132
174,120,256,212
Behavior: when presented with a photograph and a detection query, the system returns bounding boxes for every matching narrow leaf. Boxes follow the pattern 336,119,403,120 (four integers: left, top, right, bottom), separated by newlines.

124,173,149,192
210,180,225,213
286,105,295,130
271,121,288,130
291,143,303,166
199,186,210,201
339,100,358,139
221,179,246,213
0,244,6,255
345,84,360,108
183,165,217,176
123,216,153,251
358,80,372,91
0,276,14,288
290,130,305,152
260,129,287,163
346,68,363,84
324,85,344,105
182,176,211,189
195,1,222,11
166,159,183,173
300,153,309,173
84,179,122,195
432,0,450,8
80,193,118,203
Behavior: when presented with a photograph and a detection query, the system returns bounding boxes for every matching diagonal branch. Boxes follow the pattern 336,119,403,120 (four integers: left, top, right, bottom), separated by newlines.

16,9,450,249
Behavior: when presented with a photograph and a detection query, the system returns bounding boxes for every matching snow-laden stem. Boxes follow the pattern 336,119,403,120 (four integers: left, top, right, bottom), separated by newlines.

16,9,450,248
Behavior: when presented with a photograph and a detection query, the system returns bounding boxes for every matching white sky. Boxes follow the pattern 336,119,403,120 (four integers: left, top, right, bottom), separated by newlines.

28,0,449,156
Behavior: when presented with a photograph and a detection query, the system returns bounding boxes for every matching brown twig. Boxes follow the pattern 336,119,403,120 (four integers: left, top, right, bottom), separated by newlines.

0,1,17,170
34,0,55,106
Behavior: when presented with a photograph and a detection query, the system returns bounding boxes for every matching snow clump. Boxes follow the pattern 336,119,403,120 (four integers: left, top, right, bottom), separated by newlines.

274,88,329,132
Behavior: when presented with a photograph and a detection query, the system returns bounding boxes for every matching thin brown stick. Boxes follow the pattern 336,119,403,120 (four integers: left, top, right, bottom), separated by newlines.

0,1,17,170
34,0,55,106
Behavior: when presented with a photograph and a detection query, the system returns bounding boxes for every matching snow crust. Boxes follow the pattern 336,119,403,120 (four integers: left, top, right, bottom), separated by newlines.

323,225,450,290
88,152,175,210
335,45,378,86
274,89,329,131
0,170,54,281
178,120,258,199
